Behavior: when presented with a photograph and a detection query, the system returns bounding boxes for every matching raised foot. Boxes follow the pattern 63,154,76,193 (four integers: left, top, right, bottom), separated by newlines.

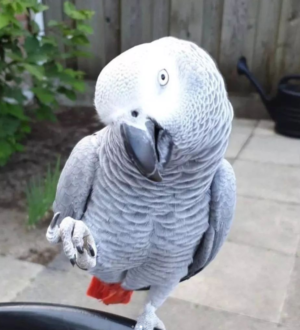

46,212,97,270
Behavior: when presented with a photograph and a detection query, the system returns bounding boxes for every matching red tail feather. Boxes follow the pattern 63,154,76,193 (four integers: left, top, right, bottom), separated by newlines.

87,276,133,305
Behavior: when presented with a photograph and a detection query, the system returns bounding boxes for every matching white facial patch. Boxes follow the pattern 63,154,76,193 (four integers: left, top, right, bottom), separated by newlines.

138,51,181,124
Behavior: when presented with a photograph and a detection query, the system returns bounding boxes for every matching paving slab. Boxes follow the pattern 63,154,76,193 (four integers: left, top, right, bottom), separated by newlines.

254,120,276,136
229,196,300,255
14,266,147,319
239,135,300,166
159,298,283,330
14,262,290,330
296,240,300,258
225,119,257,159
47,251,70,272
0,256,44,302
171,241,294,322
281,257,300,328
233,160,300,204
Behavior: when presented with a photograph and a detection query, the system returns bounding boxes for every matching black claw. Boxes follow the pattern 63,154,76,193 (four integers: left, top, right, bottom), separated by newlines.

50,212,60,229
70,255,76,267
76,246,84,254
88,244,95,257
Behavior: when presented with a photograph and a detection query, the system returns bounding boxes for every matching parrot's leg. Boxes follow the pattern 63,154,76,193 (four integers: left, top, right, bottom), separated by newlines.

46,212,97,270
134,283,177,330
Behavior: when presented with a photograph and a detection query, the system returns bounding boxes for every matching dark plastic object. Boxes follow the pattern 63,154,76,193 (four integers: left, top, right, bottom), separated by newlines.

0,303,159,330
237,56,300,138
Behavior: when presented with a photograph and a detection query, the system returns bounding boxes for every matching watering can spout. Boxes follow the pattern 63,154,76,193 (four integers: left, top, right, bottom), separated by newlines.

237,57,270,106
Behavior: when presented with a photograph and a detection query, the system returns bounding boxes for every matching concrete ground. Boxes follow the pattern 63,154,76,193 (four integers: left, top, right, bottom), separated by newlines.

1,119,300,330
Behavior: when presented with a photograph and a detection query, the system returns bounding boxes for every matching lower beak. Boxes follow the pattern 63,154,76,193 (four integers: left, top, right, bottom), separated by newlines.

120,119,173,182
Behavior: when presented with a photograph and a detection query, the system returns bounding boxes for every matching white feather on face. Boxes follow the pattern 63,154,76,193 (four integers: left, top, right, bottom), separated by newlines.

94,37,233,152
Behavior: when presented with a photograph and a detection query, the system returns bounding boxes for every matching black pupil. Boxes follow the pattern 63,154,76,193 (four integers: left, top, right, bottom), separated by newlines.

161,74,166,81
131,111,138,118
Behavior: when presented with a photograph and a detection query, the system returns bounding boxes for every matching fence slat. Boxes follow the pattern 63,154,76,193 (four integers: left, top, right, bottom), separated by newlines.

250,0,282,94
219,0,259,92
274,0,300,90
121,0,153,52
76,0,105,79
43,0,65,58
152,0,170,40
201,0,224,61
103,0,120,65
170,0,204,45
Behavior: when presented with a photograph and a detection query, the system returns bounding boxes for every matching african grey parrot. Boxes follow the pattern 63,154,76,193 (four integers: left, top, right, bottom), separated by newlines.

46,36,236,330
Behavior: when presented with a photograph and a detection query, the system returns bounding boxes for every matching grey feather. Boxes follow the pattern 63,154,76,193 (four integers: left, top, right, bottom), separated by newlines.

53,134,99,222
183,159,236,280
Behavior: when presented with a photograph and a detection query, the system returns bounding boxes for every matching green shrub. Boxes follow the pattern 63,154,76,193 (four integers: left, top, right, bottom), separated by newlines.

0,0,94,165
25,156,61,227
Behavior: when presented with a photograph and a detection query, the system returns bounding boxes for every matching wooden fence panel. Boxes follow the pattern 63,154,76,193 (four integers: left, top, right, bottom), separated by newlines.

76,0,105,79
152,0,170,40
43,0,65,59
103,0,120,65
42,0,300,93
170,0,204,45
219,0,259,92
251,0,282,94
121,0,153,52
201,0,224,61
273,0,300,91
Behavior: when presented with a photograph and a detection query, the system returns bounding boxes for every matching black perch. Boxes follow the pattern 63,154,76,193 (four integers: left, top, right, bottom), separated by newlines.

0,303,160,330
237,56,300,138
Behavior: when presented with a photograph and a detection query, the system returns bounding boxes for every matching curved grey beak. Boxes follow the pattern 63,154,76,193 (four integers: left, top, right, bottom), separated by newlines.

120,119,173,182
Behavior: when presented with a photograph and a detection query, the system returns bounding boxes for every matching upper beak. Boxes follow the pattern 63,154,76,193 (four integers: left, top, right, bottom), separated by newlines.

120,118,173,182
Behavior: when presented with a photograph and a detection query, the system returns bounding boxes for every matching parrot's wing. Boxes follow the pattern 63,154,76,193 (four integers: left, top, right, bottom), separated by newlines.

53,134,99,221
181,159,236,282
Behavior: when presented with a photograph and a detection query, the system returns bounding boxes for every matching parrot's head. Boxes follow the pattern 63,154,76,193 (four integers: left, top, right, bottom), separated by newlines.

94,37,233,182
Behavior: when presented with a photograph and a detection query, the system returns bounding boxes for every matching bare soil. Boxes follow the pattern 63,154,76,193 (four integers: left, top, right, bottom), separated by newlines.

0,107,104,265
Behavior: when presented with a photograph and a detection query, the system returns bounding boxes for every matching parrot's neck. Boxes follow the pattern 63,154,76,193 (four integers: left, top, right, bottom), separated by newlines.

97,122,230,198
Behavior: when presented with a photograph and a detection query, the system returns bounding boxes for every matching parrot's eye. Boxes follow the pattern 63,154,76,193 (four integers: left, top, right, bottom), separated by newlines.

158,69,169,86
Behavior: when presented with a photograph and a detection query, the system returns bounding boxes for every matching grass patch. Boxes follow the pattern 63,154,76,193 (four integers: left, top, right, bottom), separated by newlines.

26,156,61,227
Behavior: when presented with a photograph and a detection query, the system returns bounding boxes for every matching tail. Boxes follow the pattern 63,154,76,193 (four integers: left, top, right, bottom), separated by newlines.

87,276,133,305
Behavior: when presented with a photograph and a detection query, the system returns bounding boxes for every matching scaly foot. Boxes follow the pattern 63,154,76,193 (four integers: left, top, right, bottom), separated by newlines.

46,212,97,270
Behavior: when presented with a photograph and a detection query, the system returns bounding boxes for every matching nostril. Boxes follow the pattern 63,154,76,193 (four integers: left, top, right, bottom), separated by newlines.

131,110,139,118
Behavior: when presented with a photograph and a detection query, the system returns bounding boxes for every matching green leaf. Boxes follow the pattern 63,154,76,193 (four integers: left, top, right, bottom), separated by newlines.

35,104,57,121
64,68,79,78
32,87,55,104
11,1,26,14
0,117,20,137
20,123,31,133
0,14,10,29
41,36,57,46
25,36,40,56
3,88,26,104
6,104,28,120
47,20,60,27
68,34,90,45
64,2,94,20
23,64,45,80
14,142,24,151
70,50,92,58
31,20,41,34
40,43,56,54
70,80,85,92
64,2,85,20
57,86,76,101
31,3,49,13
0,140,13,159
27,53,49,63
77,23,93,34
